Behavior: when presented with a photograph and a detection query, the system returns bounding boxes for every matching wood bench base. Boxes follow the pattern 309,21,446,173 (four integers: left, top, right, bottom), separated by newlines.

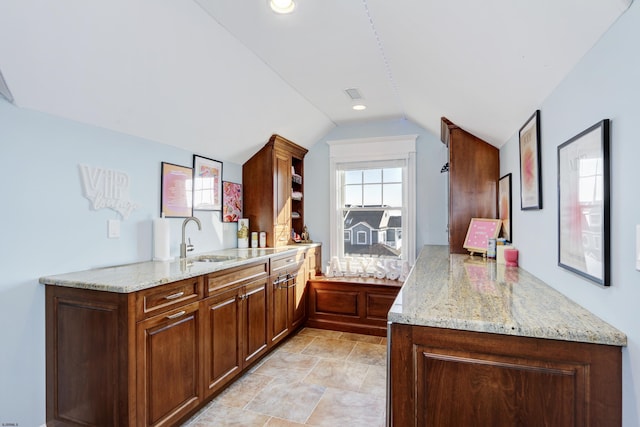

306,276,402,337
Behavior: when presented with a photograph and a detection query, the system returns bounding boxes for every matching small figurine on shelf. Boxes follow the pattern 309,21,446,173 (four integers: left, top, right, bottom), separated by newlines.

301,225,312,243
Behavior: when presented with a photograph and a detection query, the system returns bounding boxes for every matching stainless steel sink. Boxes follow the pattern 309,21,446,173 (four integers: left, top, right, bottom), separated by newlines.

193,255,234,263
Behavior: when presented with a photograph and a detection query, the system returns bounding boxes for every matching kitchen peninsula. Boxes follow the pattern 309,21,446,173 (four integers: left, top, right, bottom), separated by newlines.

388,245,627,426
40,244,320,427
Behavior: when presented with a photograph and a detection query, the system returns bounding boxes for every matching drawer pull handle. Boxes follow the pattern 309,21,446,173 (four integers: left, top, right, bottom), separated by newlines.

166,310,186,319
273,277,288,288
165,291,185,300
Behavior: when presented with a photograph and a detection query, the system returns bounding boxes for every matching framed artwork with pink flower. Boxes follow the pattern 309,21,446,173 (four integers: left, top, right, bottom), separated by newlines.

222,181,243,222
498,173,512,242
519,110,542,210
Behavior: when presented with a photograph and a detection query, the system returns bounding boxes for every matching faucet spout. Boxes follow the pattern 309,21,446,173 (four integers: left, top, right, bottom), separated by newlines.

180,216,202,259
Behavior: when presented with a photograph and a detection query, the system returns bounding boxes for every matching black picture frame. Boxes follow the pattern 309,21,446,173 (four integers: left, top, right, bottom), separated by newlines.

498,173,512,242
519,110,543,210
192,155,223,211
557,119,610,286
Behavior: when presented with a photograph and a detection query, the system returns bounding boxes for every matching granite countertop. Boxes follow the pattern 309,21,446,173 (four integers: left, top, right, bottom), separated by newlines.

389,245,627,346
39,244,319,294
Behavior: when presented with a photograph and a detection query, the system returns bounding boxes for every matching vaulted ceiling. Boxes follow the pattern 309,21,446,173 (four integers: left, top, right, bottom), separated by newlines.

0,0,632,163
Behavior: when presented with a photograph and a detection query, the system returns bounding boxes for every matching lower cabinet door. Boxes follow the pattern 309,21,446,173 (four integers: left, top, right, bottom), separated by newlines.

270,274,289,346
243,278,269,365
203,286,243,397
289,264,307,331
137,301,201,427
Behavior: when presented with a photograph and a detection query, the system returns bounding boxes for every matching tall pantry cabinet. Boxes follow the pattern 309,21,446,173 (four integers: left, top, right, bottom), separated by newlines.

243,134,308,247
441,117,500,254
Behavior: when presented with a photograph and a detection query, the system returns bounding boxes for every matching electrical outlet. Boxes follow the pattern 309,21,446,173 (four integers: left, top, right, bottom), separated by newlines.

108,219,120,239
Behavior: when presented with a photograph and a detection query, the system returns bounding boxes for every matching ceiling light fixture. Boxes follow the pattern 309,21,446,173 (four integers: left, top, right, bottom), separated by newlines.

269,0,296,14
352,104,367,111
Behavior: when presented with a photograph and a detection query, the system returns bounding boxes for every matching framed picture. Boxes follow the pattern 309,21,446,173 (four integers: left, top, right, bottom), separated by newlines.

160,162,193,218
519,110,543,210
222,181,243,223
193,155,223,211
463,218,502,255
498,173,512,242
558,119,610,287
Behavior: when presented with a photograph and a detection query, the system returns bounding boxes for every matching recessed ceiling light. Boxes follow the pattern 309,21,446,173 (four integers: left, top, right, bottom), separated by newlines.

269,0,295,14
352,104,367,111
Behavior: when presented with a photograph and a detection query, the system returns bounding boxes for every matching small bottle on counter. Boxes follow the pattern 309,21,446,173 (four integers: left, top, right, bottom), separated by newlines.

487,238,497,259
251,232,259,248
259,232,266,248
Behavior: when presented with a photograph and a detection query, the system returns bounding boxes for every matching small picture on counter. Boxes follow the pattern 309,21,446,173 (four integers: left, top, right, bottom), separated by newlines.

193,155,223,211
463,218,502,255
498,173,512,242
222,181,242,223
558,119,610,286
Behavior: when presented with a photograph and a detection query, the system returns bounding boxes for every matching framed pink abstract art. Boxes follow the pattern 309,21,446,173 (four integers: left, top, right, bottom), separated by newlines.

558,119,610,287
519,110,542,210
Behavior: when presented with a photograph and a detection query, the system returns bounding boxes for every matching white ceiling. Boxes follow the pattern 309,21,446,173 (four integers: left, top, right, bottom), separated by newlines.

0,0,632,163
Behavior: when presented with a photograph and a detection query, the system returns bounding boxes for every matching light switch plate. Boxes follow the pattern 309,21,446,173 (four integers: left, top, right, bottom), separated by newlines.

108,219,120,239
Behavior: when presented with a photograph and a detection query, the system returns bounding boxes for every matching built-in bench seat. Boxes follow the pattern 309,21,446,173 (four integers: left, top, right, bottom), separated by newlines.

306,276,402,336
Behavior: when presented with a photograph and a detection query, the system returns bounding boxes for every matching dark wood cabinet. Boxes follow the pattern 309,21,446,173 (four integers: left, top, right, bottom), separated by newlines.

46,286,135,426
136,301,202,427
203,261,269,397
389,323,622,426
201,285,242,397
441,117,499,254
269,251,307,345
242,279,269,364
307,277,401,336
243,134,308,247
45,247,318,426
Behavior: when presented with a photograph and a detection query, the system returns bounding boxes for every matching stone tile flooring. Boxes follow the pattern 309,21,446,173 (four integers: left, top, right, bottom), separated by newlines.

182,328,387,426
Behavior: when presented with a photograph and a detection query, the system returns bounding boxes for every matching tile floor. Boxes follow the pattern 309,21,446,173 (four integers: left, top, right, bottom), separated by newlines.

182,328,388,427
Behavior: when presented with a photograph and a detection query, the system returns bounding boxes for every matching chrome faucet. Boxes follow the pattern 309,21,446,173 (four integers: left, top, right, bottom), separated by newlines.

180,216,202,259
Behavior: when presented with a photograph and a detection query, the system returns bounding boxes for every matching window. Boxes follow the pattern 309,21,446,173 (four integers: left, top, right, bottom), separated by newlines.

328,135,417,263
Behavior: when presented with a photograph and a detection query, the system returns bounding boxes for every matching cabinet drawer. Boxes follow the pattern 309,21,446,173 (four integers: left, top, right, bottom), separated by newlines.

271,251,305,275
136,277,203,320
206,261,268,295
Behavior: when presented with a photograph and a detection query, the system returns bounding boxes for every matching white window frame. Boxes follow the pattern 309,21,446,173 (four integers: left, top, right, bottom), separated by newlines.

328,134,417,264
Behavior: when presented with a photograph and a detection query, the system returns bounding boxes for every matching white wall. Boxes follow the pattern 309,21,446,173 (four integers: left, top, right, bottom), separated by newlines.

0,100,241,426
304,118,449,266
500,4,640,425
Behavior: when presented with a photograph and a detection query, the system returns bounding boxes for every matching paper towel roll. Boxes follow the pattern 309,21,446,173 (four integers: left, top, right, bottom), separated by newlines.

153,218,172,261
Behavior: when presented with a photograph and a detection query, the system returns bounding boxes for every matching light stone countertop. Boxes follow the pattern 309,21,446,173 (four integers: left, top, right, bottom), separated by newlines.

39,245,319,294
389,245,627,346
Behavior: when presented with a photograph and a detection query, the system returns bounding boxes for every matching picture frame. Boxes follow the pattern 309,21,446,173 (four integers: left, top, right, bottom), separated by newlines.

463,218,502,255
193,155,223,211
160,162,193,218
519,110,543,210
498,173,512,242
222,181,243,223
557,119,610,287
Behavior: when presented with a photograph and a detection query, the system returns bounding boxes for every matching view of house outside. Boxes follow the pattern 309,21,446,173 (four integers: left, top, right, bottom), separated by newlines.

341,167,403,259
